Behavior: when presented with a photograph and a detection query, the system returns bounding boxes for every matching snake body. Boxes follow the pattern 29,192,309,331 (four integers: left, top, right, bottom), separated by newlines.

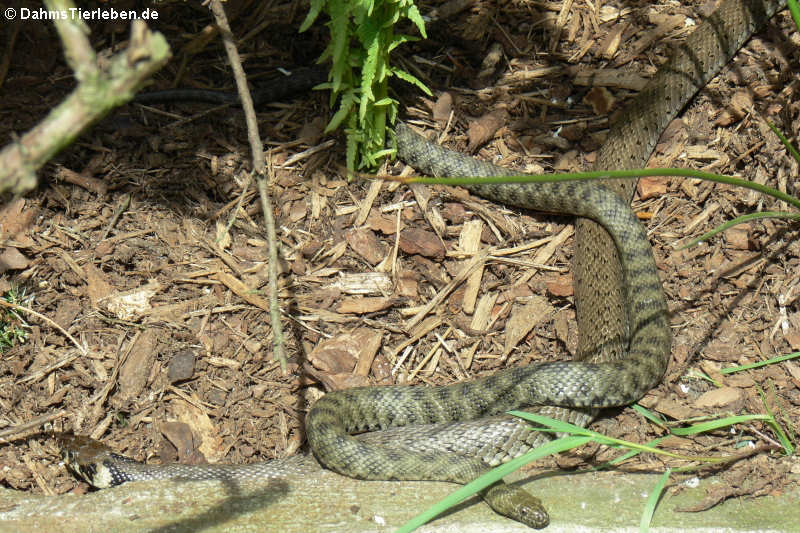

308,123,671,527
63,0,786,528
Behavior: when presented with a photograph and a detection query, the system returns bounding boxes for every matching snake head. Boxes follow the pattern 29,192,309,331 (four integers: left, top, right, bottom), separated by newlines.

57,433,118,488
517,502,550,529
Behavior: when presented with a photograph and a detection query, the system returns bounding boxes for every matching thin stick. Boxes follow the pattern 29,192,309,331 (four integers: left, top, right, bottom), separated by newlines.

260,157,287,372
0,411,67,443
207,0,287,373
98,193,132,242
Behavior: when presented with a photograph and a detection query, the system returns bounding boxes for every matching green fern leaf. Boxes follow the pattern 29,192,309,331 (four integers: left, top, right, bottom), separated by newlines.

392,67,432,96
299,0,327,32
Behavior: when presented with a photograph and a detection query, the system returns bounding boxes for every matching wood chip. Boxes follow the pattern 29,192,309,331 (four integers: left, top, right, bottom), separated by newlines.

570,66,647,91
118,328,157,401
459,219,484,314
614,15,683,67
597,22,626,59
330,272,393,295
549,0,574,52
467,109,508,152
533,226,573,264
503,295,554,359
0,247,29,272
405,249,490,330
546,273,574,297
82,263,111,307
355,179,383,226
637,177,667,200
99,280,161,321
353,329,383,377
337,296,399,314
432,92,454,126
214,271,270,312
694,387,743,409
345,228,386,265
398,228,445,261
725,226,751,250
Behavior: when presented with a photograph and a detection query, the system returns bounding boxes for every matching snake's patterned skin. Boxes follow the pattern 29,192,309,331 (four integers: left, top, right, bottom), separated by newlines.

306,124,671,527
573,0,786,366
63,0,786,528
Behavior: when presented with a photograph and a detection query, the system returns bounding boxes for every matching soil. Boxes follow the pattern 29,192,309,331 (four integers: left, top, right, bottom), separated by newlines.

0,0,797,518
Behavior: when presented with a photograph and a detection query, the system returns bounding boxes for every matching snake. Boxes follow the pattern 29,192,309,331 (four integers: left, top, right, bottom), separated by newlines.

61,0,786,528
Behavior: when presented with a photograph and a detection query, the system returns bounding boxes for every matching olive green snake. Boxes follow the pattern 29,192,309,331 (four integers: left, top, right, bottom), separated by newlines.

61,0,786,528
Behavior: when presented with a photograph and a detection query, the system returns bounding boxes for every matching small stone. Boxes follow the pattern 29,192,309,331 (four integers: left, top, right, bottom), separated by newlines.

168,350,196,383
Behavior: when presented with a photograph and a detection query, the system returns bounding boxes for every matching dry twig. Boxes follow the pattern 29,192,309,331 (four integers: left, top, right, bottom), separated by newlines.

207,0,288,373
0,0,170,194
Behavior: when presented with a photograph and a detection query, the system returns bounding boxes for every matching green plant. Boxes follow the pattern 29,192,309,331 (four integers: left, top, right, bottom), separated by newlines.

300,0,431,171
0,288,31,351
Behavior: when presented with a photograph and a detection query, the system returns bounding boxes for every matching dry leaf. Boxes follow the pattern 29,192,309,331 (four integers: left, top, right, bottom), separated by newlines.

583,86,616,115
308,328,383,377
160,421,198,463
503,295,554,358
170,396,226,463
432,92,454,125
467,110,508,152
0,248,29,273
367,210,401,234
0,198,37,247
299,116,326,144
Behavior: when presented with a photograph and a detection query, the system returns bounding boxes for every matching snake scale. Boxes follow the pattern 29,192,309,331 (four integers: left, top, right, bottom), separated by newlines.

62,0,786,528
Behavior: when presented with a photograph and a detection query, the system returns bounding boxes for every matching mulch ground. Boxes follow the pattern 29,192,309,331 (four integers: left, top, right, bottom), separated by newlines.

0,0,797,515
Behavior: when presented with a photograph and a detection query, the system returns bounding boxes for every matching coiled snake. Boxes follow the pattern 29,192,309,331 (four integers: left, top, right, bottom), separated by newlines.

62,0,786,528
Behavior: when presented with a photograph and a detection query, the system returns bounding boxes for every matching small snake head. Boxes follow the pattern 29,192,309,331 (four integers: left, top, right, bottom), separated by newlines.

517,503,550,529
57,433,117,488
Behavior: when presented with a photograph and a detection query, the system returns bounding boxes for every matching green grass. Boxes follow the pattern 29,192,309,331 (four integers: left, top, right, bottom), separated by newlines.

397,405,793,532
0,287,31,351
